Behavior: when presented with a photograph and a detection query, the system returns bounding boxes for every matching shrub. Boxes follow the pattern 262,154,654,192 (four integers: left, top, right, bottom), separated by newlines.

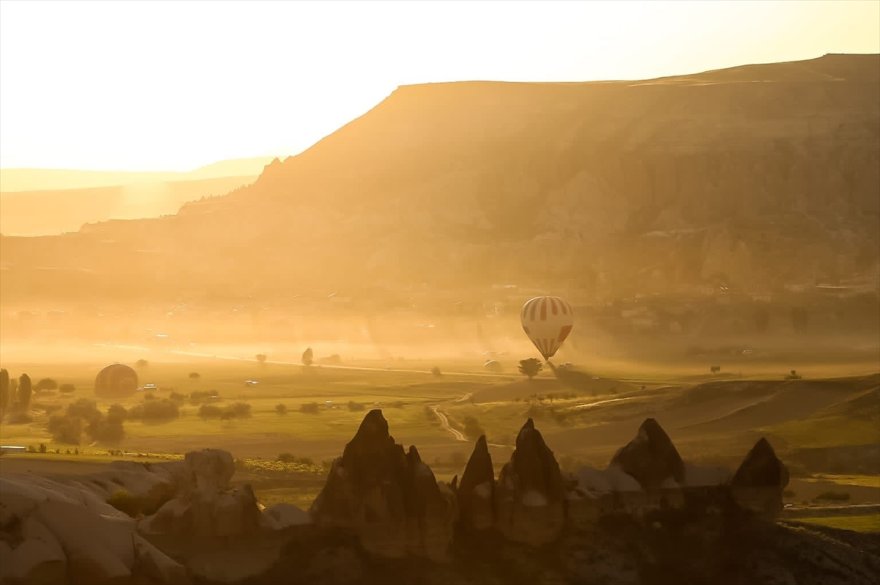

347,401,364,412
199,402,251,420
275,403,288,415
431,366,442,377
168,391,186,403
277,453,314,465
87,417,125,444
67,399,102,423
188,372,200,380
135,359,149,368
48,414,83,444
107,404,127,422
255,354,267,364
59,383,76,394
35,378,58,391
129,399,179,422
300,402,320,414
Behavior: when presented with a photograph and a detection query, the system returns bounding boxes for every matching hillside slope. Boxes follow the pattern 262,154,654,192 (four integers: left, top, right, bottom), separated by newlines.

2,54,878,303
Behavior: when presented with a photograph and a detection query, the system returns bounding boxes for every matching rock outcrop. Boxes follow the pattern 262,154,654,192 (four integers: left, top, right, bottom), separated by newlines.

456,435,496,532
310,409,455,561
730,437,790,517
0,474,188,585
610,418,685,490
140,448,261,539
495,418,566,545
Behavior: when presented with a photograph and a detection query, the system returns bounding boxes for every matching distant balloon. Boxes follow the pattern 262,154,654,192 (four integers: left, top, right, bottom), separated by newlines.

520,296,573,360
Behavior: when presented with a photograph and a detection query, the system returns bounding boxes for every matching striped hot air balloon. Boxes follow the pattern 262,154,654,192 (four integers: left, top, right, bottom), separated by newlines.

520,296,573,360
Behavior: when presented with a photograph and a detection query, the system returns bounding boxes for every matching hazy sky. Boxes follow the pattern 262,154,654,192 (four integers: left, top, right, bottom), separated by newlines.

1,0,878,171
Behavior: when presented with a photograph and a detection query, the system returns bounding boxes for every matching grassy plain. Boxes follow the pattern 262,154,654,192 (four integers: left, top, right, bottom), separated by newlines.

1,353,877,517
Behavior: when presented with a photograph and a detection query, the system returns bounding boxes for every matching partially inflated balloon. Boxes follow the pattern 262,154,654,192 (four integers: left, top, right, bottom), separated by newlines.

520,296,573,360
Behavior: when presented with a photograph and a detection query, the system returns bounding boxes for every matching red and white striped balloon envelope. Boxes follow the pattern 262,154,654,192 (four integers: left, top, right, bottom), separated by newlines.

520,296,573,360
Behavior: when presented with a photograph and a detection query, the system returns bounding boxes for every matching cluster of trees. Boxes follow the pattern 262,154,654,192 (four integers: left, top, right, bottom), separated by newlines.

198,401,251,420
0,369,33,421
47,399,126,444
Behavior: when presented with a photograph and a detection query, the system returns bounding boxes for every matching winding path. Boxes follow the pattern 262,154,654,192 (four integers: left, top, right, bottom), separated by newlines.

430,405,466,442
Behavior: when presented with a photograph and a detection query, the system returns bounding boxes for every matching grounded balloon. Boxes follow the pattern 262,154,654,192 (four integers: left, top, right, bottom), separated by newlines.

520,296,574,359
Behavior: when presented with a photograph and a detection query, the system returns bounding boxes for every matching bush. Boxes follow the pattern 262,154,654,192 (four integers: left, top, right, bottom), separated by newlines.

199,402,251,421
88,418,125,444
59,383,76,394
275,403,288,415
128,399,179,422
168,391,186,403
34,378,58,391
226,402,252,419
67,399,102,423
300,402,320,414
277,453,314,465
48,413,83,444
347,401,364,412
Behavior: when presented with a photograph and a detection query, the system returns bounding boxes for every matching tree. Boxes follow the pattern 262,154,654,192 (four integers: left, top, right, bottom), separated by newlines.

188,372,200,381
0,369,9,414
710,365,721,374
135,359,149,368
255,354,267,364
302,347,314,367
431,366,442,377
518,358,543,380
17,374,32,411
275,403,288,415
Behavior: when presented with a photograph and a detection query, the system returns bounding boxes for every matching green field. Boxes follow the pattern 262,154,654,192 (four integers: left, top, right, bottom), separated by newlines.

796,514,880,533
1,356,878,516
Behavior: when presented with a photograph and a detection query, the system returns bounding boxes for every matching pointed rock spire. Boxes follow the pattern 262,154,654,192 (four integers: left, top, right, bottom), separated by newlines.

732,438,789,488
458,435,496,532
495,419,565,545
610,418,684,490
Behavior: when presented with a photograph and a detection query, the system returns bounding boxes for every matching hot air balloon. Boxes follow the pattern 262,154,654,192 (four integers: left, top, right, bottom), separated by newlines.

520,296,573,360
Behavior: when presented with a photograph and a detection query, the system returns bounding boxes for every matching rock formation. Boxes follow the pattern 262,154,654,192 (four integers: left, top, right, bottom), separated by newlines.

495,418,566,545
140,448,261,539
310,409,455,561
456,434,496,532
730,437,790,517
610,418,685,490
0,474,187,585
